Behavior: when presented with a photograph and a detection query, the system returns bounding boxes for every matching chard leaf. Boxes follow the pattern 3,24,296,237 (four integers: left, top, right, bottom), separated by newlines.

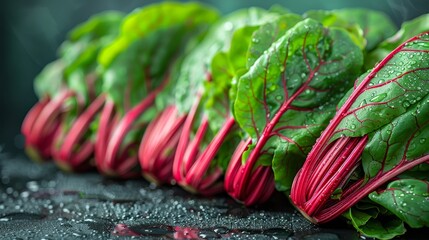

333,8,397,51
362,92,429,178
366,14,429,68
234,19,363,190
34,60,65,98
176,8,280,114
333,33,429,141
369,179,429,228
98,2,219,67
344,205,406,239
208,14,302,132
246,14,302,68
59,12,124,101
101,3,218,112
102,26,191,111
304,10,366,50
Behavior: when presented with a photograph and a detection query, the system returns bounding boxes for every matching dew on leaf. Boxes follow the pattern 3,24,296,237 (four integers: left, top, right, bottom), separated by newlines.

370,93,387,102
402,100,411,108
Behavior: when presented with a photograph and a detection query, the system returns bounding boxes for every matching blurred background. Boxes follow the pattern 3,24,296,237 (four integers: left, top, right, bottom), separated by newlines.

1,0,428,155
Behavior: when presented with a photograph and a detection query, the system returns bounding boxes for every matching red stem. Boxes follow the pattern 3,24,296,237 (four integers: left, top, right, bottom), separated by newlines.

56,94,106,169
293,35,422,205
314,153,429,223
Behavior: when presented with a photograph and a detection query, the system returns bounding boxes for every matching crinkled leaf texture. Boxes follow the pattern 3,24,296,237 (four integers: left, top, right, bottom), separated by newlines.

234,18,363,191
175,7,280,115
290,32,429,239
369,179,429,228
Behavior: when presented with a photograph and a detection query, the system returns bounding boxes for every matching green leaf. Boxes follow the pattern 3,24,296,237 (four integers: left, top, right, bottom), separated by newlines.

100,2,218,112
304,10,366,50
362,93,429,178
234,18,363,191
366,14,429,68
34,60,65,98
175,7,280,114
247,14,302,68
344,205,406,239
206,14,302,134
99,2,219,67
59,11,124,102
369,179,429,228
68,11,124,42
333,33,429,141
333,8,397,51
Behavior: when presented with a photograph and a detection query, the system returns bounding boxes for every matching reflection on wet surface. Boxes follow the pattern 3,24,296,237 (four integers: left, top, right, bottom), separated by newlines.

0,154,362,239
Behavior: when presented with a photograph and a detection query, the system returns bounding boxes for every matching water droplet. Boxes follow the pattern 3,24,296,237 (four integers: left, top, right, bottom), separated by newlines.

275,95,283,101
420,138,426,144
359,99,368,107
252,38,259,44
350,124,356,130
370,93,387,102
402,101,411,108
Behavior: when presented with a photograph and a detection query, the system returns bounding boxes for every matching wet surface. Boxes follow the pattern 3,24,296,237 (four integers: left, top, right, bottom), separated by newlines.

0,153,425,239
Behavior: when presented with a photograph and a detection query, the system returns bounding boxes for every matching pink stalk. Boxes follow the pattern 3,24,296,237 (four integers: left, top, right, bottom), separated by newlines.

23,90,74,161
173,96,236,196
290,33,429,224
52,95,106,171
95,75,170,177
139,105,186,185
224,139,275,206
22,97,50,138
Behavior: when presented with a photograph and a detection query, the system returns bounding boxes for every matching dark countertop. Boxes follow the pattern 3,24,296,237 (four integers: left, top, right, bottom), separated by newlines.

0,153,425,239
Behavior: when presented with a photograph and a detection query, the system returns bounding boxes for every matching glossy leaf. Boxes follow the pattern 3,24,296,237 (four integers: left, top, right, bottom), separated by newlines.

332,34,429,142
369,179,429,228
304,10,366,50
290,32,429,231
175,8,280,115
344,203,406,239
234,19,363,190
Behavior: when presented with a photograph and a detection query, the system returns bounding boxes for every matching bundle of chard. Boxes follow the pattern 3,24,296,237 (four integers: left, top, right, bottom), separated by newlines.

290,15,429,239
22,3,429,239
225,8,391,205
94,2,218,178
22,12,124,170
172,7,293,195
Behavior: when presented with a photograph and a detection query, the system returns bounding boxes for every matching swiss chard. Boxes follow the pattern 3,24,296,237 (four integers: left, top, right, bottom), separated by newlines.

51,12,124,171
94,2,218,178
226,19,363,205
171,8,297,195
21,60,68,161
22,12,124,165
290,32,429,239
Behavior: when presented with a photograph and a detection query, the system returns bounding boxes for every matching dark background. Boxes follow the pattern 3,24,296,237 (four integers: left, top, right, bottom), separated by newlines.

1,0,428,155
